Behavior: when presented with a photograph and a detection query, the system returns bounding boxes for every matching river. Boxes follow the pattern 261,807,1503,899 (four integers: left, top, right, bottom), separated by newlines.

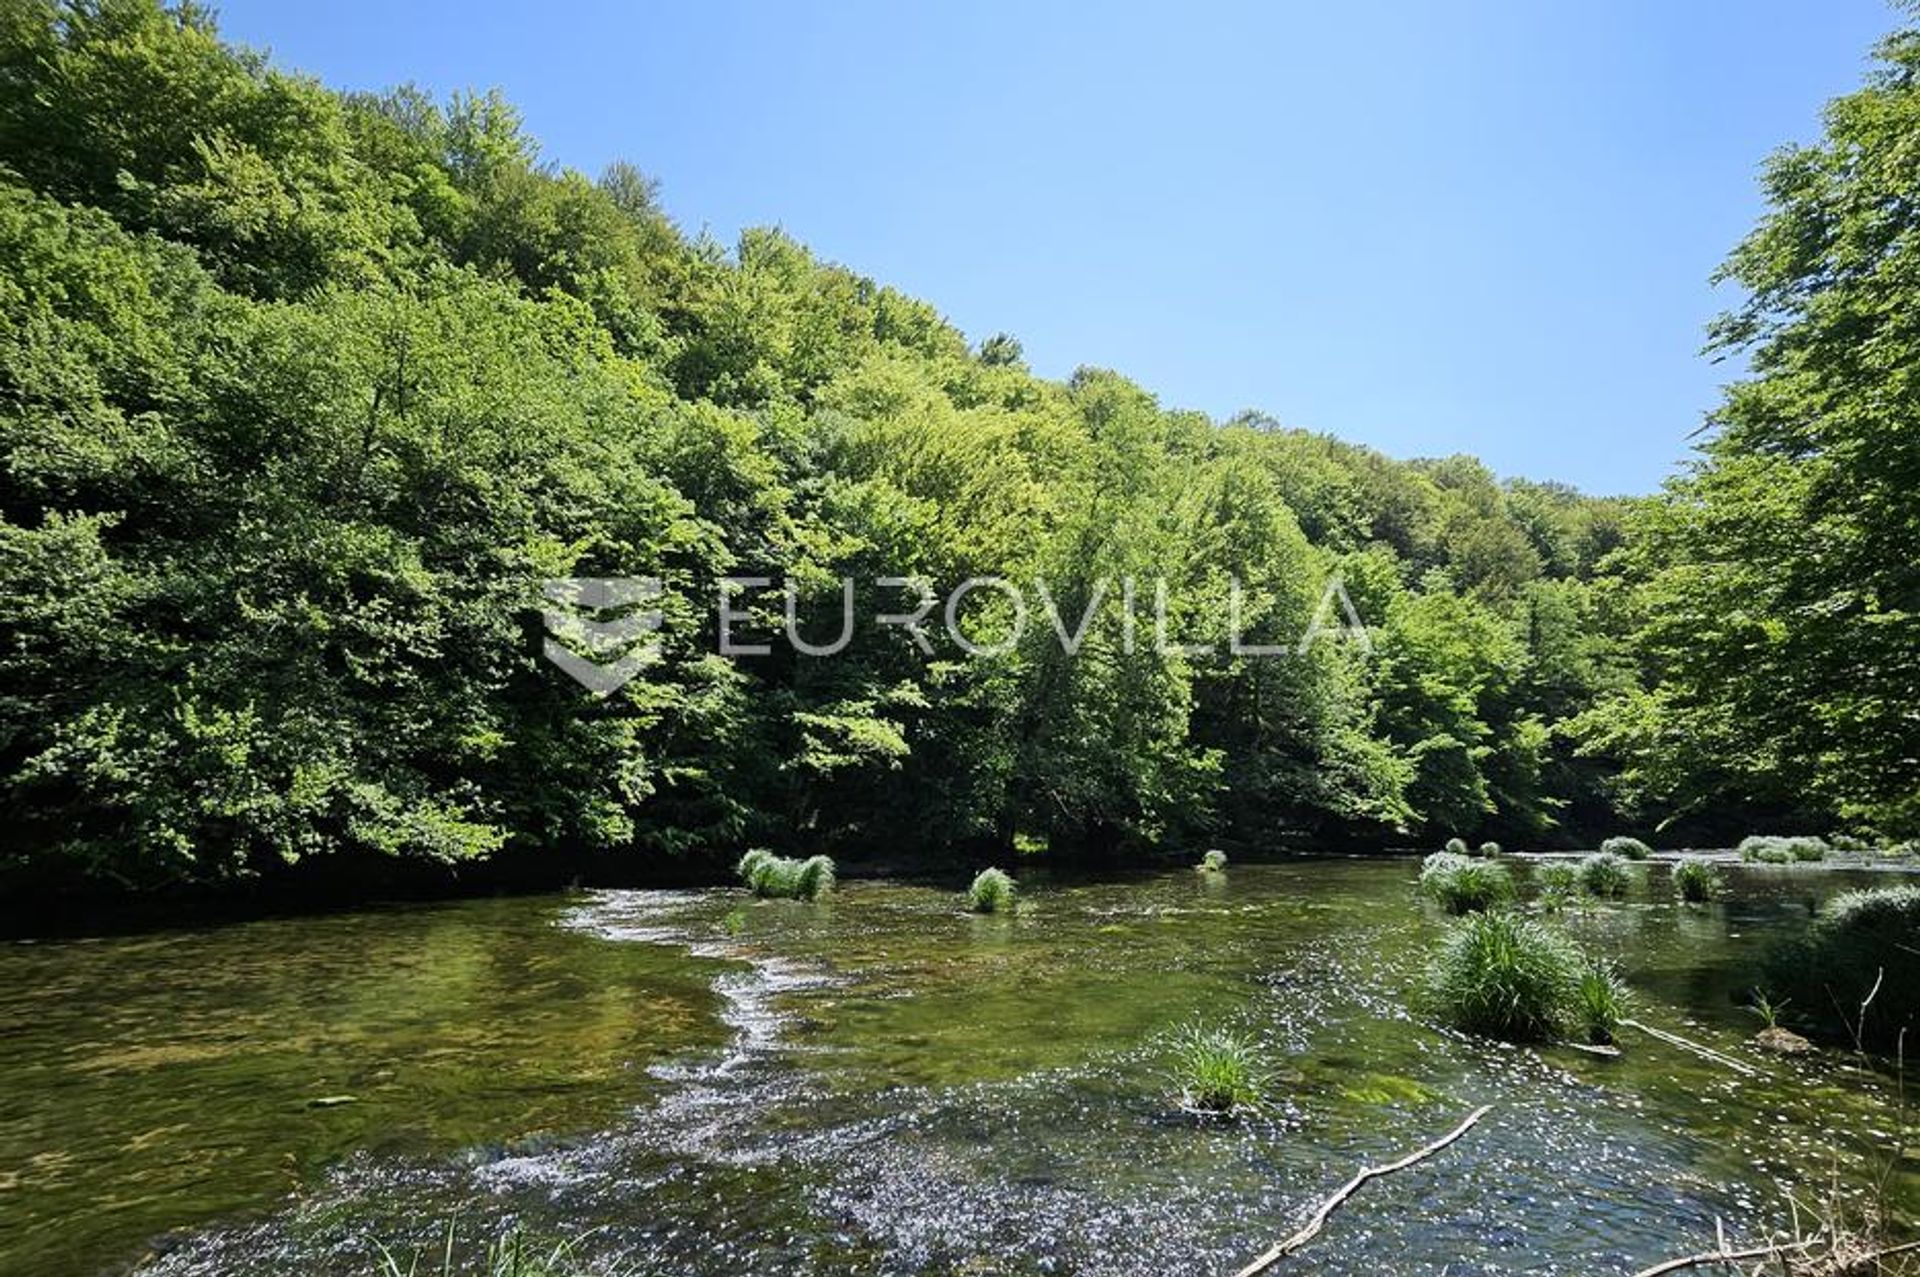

1,858,1912,1275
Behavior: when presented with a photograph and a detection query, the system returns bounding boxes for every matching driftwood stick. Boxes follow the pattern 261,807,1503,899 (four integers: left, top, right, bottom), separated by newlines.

1621,1019,1761,1078
1630,1235,1920,1277
1232,1105,1492,1277
1628,1238,1815,1276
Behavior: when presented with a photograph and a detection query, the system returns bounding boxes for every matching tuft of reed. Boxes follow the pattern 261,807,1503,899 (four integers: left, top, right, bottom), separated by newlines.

967,866,1017,914
1578,851,1633,898
1671,856,1722,903
375,1224,617,1277
1471,840,1502,859
1168,1024,1264,1114
1199,849,1228,872
1443,837,1471,856
1740,834,1830,864
1600,835,1653,861
1419,851,1515,914
1574,957,1631,1044
736,849,836,900
1424,911,1582,1043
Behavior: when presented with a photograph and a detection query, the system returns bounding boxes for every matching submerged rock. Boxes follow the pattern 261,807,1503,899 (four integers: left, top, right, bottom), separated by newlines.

1751,1026,1812,1055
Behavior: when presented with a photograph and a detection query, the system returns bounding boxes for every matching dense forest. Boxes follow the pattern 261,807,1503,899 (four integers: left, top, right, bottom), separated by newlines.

0,0,1914,897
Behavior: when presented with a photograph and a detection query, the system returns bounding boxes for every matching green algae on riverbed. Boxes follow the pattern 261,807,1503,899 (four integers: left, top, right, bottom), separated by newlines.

2,860,1915,1276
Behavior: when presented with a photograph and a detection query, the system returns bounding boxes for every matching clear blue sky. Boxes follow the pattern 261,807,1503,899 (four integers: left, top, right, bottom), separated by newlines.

215,1,1899,494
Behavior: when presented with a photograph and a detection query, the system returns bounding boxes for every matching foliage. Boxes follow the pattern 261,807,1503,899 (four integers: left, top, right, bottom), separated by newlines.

1574,958,1631,1044
1418,851,1515,914
1470,840,1502,858
1444,838,1471,856
1765,885,1920,1050
1746,988,1790,1031
966,867,1017,914
1199,849,1228,872
1,2,1913,895
1670,856,1721,903
375,1224,617,1277
1572,22,1920,840
1168,1024,1264,1113
1600,836,1652,861
1739,835,1828,864
739,852,835,900
1534,860,1582,912
1577,852,1632,898
1424,911,1583,1043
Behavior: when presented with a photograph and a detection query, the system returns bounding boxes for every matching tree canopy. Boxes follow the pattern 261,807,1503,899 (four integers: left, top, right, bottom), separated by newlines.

1,0,1913,894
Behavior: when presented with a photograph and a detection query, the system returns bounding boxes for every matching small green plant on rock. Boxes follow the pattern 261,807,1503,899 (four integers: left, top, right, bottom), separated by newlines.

967,866,1017,914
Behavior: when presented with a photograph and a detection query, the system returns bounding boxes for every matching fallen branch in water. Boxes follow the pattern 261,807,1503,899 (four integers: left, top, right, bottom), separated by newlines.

1232,1105,1492,1277
1620,1019,1760,1078
1630,1235,1920,1276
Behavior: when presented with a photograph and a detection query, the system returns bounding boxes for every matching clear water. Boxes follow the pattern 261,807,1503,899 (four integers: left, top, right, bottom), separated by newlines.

2,859,1912,1276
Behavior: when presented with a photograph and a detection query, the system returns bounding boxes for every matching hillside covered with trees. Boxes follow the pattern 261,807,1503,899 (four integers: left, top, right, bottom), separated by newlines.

1,0,1914,897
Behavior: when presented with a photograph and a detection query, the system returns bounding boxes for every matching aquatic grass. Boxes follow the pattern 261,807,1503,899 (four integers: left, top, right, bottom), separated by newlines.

1740,834,1830,864
1747,988,1790,1031
1443,837,1470,856
1765,884,1920,1049
794,854,836,898
737,850,836,900
1601,835,1653,861
1535,860,1582,913
1574,957,1631,1044
1425,911,1582,1043
1199,849,1228,872
1419,852,1514,914
1671,856,1721,903
375,1224,616,1277
1578,851,1633,898
1168,1024,1264,1114
1536,861,1581,894
967,866,1017,914
1472,840,1502,858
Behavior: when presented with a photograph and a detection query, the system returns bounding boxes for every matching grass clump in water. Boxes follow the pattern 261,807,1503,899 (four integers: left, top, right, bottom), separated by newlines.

1534,860,1582,912
1601,835,1653,860
1425,911,1582,1043
967,866,1017,913
1198,849,1228,872
735,849,835,900
1671,856,1722,903
1419,852,1515,914
1764,884,1920,1050
1472,840,1502,858
1443,836,1470,856
1574,957,1631,1044
1168,1024,1264,1114
1578,851,1633,898
376,1224,613,1277
1739,834,1829,864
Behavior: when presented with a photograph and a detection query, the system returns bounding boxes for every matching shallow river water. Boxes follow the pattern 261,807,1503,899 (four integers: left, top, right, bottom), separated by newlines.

2,858,1913,1276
